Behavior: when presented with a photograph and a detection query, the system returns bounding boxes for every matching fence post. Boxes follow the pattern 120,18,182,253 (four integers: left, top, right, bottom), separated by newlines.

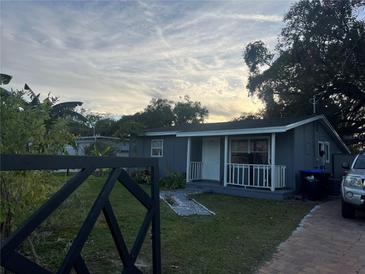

151,164,161,274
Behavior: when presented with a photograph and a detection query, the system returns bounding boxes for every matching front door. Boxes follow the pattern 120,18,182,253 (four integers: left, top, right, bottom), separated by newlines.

202,137,220,181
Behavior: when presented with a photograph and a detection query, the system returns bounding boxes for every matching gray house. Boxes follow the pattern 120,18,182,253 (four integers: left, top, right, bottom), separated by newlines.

130,115,349,199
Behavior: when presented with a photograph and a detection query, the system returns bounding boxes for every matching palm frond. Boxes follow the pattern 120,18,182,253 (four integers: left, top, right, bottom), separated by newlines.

52,101,83,111
50,102,86,122
0,74,12,85
24,83,41,105
0,87,11,97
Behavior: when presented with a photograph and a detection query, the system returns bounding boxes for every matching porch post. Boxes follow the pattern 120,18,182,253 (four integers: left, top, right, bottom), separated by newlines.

271,133,276,191
186,137,191,183
224,136,228,187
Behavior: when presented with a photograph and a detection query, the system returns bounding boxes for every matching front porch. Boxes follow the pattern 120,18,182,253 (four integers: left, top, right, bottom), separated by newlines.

186,134,288,192
186,180,294,200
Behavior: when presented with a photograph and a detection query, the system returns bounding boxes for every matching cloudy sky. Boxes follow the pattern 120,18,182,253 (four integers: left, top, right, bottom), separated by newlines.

1,0,295,121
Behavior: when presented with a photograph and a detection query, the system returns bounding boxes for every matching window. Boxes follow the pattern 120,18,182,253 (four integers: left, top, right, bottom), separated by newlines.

230,138,269,164
151,139,163,157
231,139,249,163
318,141,330,163
251,139,269,164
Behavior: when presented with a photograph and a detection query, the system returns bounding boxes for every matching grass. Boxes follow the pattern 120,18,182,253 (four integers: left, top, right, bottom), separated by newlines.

15,173,313,273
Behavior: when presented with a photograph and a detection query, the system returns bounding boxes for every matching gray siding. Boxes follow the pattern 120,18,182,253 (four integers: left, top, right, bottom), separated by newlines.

130,136,150,157
275,131,295,190
292,120,348,192
130,135,187,177
293,123,316,191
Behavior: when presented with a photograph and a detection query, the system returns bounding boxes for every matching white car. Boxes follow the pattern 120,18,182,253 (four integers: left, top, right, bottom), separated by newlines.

341,153,365,218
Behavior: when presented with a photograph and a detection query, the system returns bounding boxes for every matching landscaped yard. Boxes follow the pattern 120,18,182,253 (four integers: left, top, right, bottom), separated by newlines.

16,173,313,273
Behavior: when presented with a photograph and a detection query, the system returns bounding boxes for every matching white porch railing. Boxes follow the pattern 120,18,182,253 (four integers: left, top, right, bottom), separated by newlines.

189,161,203,181
226,163,286,190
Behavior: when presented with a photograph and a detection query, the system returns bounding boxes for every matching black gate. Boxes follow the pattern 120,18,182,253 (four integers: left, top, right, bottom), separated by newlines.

0,154,161,274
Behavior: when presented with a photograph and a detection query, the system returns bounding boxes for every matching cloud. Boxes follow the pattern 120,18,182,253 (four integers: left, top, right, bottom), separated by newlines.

1,0,292,122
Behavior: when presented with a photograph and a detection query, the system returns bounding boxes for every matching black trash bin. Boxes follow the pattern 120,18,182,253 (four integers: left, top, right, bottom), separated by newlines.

300,170,330,201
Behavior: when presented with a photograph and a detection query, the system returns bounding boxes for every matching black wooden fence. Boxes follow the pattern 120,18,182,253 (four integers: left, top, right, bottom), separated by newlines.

0,154,161,274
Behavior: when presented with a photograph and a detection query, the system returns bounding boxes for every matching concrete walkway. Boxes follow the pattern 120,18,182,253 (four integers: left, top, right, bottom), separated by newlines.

259,199,365,274
160,189,215,216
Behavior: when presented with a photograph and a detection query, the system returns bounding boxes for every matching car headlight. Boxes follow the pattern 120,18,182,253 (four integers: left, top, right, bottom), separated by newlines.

343,175,364,189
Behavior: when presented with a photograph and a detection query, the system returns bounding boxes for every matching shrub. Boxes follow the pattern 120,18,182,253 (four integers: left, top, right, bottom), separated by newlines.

0,88,74,240
159,172,185,190
132,169,151,185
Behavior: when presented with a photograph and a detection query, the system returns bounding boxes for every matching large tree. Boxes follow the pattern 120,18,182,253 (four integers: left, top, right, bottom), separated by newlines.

243,0,365,150
173,95,208,126
111,97,209,139
136,98,175,128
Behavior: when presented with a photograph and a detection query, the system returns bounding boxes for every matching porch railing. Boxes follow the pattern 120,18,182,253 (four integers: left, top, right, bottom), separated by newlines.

226,163,286,190
0,154,161,274
189,161,202,181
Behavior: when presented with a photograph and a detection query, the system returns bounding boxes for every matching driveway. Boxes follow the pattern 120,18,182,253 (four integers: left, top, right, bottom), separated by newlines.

259,199,365,274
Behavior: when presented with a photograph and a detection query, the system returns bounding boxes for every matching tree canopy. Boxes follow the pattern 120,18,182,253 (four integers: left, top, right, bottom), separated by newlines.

173,96,208,126
243,0,365,150
66,96,208,140
110,96,208,139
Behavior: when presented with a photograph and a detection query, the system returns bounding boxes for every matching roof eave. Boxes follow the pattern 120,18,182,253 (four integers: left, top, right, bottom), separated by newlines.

319,116,351,154
144,131,178,136
175,127,287,137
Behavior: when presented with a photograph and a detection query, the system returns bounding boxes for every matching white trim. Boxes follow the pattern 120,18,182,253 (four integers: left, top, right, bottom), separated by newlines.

145,131,178,136
319,116,350,154
285,116,323,131
325,141,330,163
224,136,228,187
176,126,287,137
271,133,276,192
318,140,330,163
151,139,163,157
186,137,191,182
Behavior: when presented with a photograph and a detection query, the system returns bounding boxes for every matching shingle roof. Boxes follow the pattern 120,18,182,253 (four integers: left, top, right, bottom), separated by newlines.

145,115,318,133
143,115,349,153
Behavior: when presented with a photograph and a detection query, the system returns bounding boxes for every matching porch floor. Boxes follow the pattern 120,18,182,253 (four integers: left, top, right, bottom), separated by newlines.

186,181,294,200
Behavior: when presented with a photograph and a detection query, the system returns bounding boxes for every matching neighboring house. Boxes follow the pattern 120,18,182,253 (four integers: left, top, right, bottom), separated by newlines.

129,115,350,199
66,136,129,157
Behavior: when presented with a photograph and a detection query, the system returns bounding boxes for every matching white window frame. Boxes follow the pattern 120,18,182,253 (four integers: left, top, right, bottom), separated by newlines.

151,139,163,157
229,136,270,164
318,141,330,163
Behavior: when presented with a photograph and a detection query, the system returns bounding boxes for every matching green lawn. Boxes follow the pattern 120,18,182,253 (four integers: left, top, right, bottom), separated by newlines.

17,174,313,273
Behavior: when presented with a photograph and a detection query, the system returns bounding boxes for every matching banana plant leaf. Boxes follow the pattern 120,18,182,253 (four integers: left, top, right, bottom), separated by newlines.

0,74,12,85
